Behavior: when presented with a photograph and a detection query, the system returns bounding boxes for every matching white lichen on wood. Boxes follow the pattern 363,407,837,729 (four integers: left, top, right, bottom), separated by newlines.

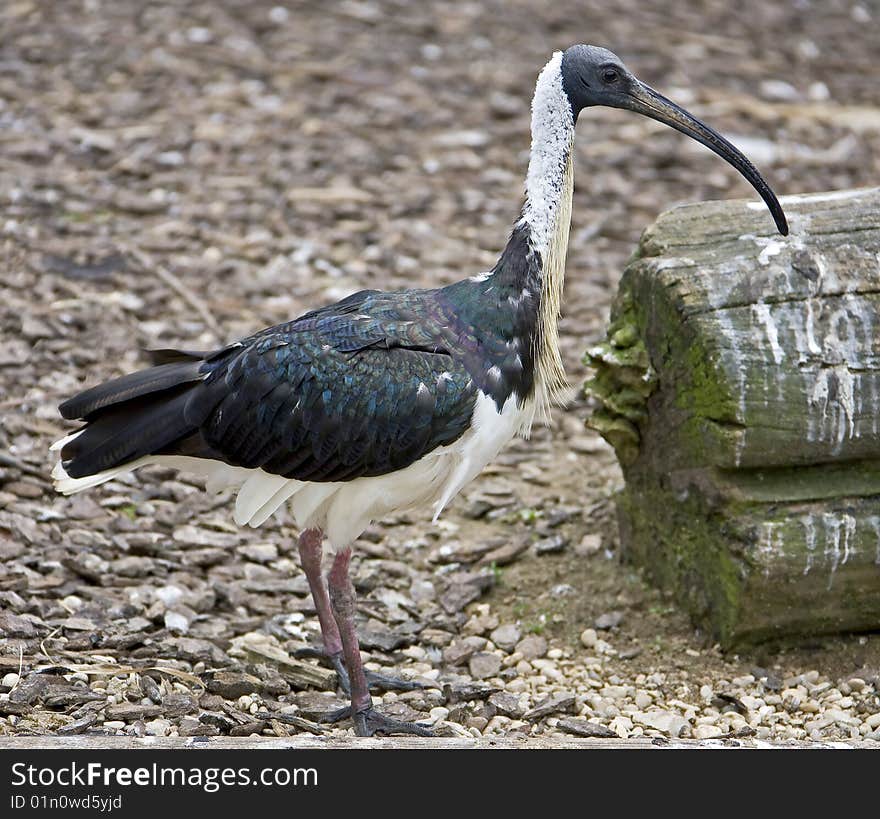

587,186,880,645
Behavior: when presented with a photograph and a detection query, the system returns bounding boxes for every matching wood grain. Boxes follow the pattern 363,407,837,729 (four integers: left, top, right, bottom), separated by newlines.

586,187,880,645
0,735,872,749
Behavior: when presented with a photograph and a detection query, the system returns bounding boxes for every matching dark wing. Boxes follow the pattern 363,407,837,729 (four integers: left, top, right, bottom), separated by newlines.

58,288,479,483
169,291,479,481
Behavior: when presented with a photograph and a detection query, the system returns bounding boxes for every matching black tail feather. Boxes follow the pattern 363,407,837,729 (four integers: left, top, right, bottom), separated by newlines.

58,351,227,479
59,360,204,421
62,387,198,478
145,348,212,366
146,344,240,367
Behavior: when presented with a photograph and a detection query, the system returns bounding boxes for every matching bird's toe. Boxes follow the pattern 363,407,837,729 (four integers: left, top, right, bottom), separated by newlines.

353,708,434,738
318,704,433,737
363,669,425,693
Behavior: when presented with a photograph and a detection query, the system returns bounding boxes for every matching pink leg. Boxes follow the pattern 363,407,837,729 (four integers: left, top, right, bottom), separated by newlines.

327,548,371,712
297,528,343,658
324,547,432,737
297,530,424,700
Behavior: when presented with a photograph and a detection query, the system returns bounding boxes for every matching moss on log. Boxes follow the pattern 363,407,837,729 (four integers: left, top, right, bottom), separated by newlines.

586,187,880,647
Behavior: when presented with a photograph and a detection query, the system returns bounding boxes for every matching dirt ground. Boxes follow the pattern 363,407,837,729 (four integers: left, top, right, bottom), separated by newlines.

2,0,879,742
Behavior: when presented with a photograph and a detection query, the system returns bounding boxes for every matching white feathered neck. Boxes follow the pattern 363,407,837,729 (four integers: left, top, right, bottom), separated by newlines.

519,51,576,417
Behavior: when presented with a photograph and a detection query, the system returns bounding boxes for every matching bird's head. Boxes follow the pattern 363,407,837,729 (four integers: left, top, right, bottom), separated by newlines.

560,44,788,235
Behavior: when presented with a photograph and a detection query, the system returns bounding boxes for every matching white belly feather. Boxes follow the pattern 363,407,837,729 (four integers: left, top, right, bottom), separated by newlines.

51,391,533,551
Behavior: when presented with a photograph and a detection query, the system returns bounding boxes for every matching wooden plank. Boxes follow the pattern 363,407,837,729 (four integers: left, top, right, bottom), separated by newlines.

586,187,880,646
0,735,871,750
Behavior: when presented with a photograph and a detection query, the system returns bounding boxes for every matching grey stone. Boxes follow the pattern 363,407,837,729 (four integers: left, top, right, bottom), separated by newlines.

0,611,40,638
143,718,171,736
113,556,154,578
557,718,617,738
164,610,190,634
358,627,408,652
595,611,625,630
179,716,220,737
57,713,98,735
534,535,568,555
206,671,262,699
168,637,229,665
477,538,530,567
8,673,49,704
634,710,691,737
105,703,164,721
515,634,548,661
469,652,502,680
488,692,525,719
442,682,499,704
238,543,278,563
139,675,162,704
293,691,348,721
490,623,521,652
443,636,487,667
574,534,603,557
438,570,494,614
524,693,576,720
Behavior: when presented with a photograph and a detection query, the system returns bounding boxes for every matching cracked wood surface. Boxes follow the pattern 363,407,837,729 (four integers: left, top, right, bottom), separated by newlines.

633,187,880,471
587,187,880,646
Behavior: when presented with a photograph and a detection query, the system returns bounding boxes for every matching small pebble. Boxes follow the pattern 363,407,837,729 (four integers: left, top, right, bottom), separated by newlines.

144,718,172,737
595,611,624,630
575,534,602,556
634,710,690,738
694,724,724,740
635,692,652,710
490,624,521,653
164,611,189,634
429,707,449,724
534,535,567,555
580,628,598,649
469,652,502,680
515,635,548,661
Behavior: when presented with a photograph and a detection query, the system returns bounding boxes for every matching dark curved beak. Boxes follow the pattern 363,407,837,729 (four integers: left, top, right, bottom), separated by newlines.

620,80,788,235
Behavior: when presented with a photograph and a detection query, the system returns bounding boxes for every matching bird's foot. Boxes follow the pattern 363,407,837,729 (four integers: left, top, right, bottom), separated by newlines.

320,704,434,738
294,646,424,694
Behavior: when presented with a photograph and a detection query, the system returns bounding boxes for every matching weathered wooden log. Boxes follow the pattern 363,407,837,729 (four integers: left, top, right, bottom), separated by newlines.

586,187,880,647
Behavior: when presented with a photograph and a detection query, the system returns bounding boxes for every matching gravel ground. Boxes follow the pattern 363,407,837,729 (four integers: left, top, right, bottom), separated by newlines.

1,1,879,744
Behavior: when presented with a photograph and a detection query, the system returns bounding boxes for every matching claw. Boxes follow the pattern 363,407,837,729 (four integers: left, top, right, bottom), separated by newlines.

320,705,434,737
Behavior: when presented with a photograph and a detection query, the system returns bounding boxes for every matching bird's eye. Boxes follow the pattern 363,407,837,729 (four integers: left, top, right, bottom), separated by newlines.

601,67,620,84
